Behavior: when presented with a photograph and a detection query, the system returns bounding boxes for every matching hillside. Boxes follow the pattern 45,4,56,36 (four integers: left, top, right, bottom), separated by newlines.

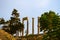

0,30,16,40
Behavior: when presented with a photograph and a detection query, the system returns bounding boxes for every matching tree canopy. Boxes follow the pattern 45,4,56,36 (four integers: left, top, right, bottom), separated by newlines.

0,9,24,35
40,11,60,40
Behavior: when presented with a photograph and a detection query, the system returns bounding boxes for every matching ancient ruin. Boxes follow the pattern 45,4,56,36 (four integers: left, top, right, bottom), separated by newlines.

15,17,43,40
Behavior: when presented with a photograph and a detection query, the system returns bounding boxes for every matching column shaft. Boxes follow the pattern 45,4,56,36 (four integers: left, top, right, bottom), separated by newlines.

38,17,40,34
27,20,28,36
22,20,24,36
32,18,34,34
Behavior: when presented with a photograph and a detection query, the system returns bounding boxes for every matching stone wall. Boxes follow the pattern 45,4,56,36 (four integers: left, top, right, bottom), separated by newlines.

15,34,43,40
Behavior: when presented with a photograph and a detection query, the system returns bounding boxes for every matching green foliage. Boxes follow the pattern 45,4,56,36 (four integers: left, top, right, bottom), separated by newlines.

40,11,60,40
0,9,24,35
0,18,5,24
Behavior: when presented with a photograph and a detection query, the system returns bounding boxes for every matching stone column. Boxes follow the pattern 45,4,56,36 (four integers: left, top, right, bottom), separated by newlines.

21,19,24,40
27,19,29,36
22,20,24,36
32,18,34,35
38,17,40,34
22,28,24,36
22,17,29,36
16,31,19,36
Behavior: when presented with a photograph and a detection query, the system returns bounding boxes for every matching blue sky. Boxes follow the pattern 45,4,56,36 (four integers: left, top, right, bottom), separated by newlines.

0,0,60,35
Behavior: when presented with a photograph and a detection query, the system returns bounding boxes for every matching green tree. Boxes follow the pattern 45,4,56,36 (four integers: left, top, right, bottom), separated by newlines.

2,9,24,35
40,11,60,40
0,18,5,24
